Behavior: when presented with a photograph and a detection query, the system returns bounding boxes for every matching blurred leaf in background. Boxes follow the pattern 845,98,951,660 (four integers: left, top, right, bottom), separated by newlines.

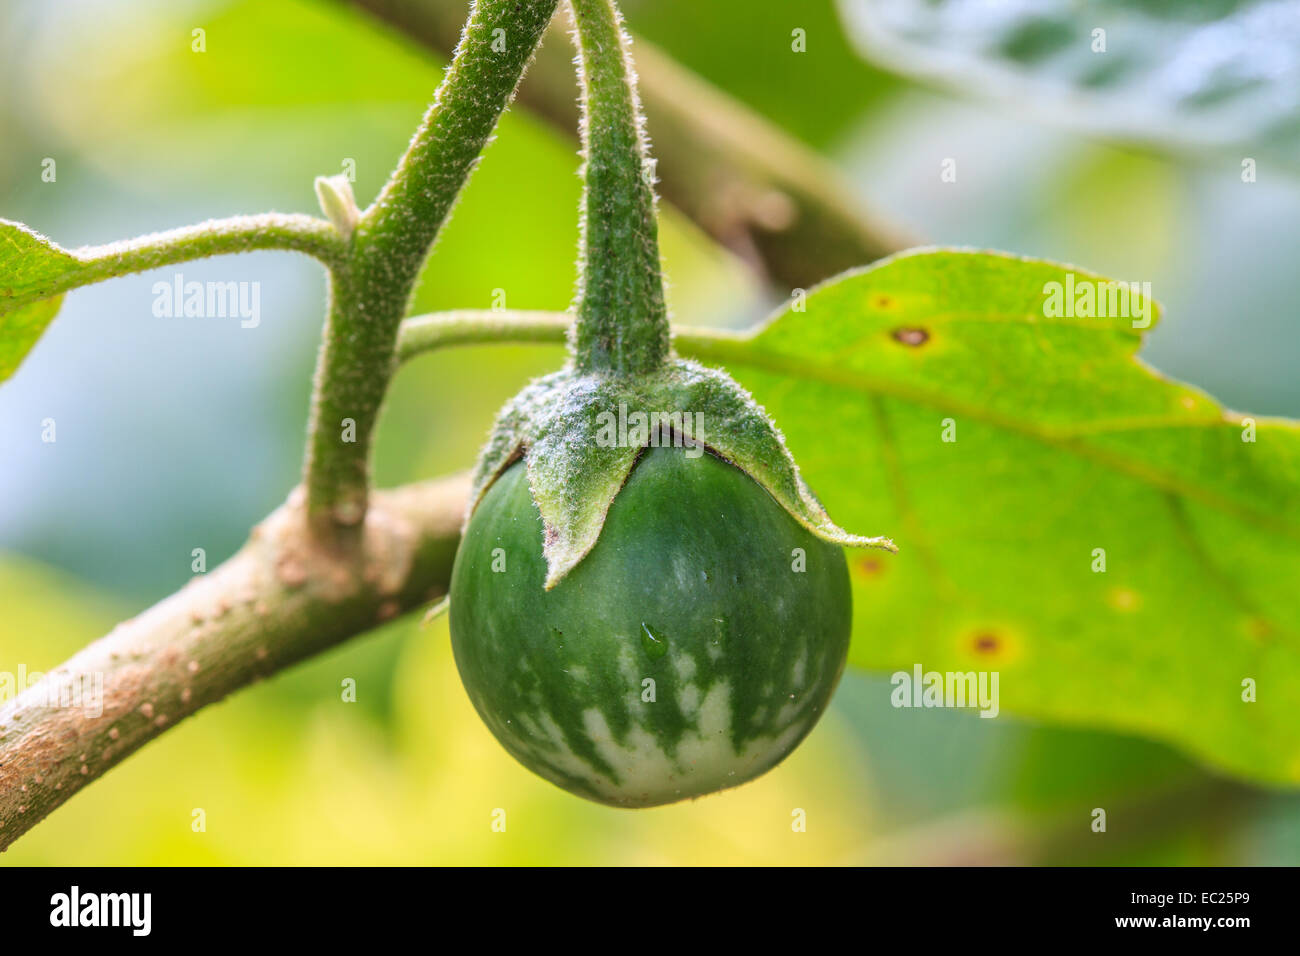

836,0,1300,171
623,0,901,149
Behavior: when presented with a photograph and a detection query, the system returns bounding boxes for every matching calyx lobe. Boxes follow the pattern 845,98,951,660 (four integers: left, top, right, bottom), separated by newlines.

468,358,896,589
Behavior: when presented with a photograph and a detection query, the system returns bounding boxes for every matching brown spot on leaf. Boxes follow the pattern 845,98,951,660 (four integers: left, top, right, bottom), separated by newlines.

1246,617,1272,641
891,327,929,347
972,632,1000,655
853,557,885,580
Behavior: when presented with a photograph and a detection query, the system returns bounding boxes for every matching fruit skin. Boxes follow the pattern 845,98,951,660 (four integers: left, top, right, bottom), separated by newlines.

448,444,852,808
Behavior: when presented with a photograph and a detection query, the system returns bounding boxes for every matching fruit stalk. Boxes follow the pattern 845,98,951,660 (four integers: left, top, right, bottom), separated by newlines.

568,0,670,376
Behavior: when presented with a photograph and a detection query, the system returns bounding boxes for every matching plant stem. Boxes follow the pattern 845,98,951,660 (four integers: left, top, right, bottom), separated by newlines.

0,475,468,851
568,0,669,376
397,309,573,361
2,214,344,313
396,307,741,363
74,214,347,274
301,0,559,539
347,0,913,291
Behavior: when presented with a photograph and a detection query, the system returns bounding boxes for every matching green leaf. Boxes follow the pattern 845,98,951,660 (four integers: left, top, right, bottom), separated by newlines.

688,248,1300,786
1,219,87,383
0,296,66,382
836,0,1300,170
1,219,84,305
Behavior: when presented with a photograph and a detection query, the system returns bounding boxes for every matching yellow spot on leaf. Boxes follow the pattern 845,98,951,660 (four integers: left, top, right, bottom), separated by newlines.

1108,587,1141,612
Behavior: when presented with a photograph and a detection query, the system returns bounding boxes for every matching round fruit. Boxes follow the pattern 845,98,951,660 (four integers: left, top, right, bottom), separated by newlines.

448,444,852,807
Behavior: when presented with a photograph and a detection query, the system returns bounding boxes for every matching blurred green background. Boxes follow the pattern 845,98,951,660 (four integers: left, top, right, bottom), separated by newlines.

2,0,1298,864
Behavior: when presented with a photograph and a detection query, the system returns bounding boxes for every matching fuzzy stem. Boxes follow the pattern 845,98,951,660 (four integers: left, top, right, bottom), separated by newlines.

568,0,669,376
396,307,737,363
397,309,573,361
1,214,344,314
301,0,559,539
71,214,346,275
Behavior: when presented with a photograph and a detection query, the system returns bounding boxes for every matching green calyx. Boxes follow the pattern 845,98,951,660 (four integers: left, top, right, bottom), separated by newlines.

468,358,897,588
